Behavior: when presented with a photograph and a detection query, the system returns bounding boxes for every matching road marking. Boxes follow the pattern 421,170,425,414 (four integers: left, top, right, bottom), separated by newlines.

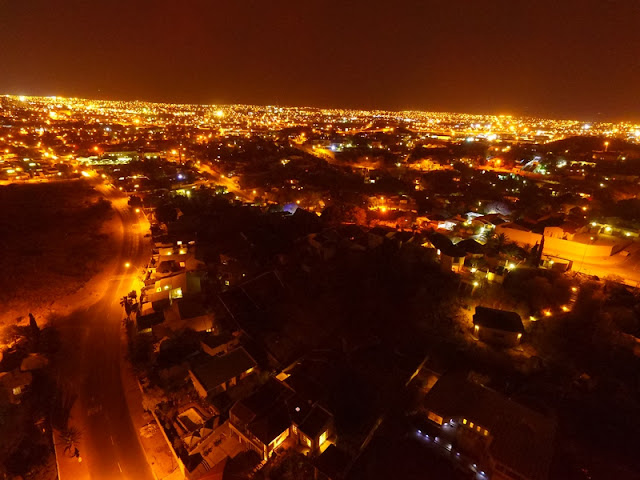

110,435,115,445
117,461,122,473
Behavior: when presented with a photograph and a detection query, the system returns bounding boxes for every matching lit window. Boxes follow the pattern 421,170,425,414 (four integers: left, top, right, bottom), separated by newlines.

319,430,328,446
12,387,21,395
469,422,474,429
305,436,312,448
484,429,489,436
462,419,467,425
476,425,481,432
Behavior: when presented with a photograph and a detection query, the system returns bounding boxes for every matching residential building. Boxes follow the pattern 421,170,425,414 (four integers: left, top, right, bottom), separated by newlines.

229,378,335,461
473,306,524,347
188,347,257,398
199,332,240,357
160,299,215,334
423,373,556,480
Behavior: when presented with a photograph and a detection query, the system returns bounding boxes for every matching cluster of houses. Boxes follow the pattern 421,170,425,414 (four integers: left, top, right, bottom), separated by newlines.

130,233,350,480
0,153,72,182
127,197,568,480
0,320,49,410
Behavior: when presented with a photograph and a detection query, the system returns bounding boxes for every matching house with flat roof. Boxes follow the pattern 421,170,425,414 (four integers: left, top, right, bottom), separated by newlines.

473,306,524,347
199,332,240,357
143,271,203,305
423,373,556,480
135,310,165,335
161,299,215,334
188,347,257,398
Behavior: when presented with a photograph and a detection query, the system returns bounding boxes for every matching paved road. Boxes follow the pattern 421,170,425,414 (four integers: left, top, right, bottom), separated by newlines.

53,187,154,480
186,160,253,202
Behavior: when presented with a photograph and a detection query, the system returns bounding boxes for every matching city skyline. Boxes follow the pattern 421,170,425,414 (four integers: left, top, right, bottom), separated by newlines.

4,93,640,131
1,0,639,121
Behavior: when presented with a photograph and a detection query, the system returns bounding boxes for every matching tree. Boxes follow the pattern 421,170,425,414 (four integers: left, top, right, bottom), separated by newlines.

120,296,133,318
28,313,40,339
494,233,508,252
128,195,143,207
486,232,508,254
155,203,178,224
322,203,367,225
58,427,82,457
141,386,166,412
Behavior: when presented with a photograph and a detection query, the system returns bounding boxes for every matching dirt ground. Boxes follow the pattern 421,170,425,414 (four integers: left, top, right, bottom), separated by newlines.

0,180,120,327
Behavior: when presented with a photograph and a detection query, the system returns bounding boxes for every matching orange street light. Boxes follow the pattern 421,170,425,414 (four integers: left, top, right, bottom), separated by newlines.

124,262,131,268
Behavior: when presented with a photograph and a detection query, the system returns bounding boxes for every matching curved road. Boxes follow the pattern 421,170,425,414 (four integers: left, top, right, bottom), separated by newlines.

53,185,154,480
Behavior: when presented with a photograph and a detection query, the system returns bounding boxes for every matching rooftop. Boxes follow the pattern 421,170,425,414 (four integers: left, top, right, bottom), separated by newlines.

473,306,524,333
190,347,256,394
424,373,556,480
297,404,332,439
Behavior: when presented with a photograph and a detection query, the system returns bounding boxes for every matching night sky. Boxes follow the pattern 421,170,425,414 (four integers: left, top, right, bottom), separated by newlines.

1,0,639,120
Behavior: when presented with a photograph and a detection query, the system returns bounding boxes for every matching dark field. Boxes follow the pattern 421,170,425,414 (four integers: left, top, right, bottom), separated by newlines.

0,180,116,325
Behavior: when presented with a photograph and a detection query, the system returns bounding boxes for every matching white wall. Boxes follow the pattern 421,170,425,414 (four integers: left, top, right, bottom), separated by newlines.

495,225,615,258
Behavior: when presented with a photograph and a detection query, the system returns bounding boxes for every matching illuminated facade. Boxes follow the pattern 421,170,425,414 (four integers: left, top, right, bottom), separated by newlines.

423,374,556,480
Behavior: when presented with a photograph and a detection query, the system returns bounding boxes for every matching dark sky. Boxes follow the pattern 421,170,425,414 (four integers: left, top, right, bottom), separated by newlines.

1,0,639,120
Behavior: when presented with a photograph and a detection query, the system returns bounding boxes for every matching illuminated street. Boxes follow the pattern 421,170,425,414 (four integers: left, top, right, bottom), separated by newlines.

52,187,153,480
